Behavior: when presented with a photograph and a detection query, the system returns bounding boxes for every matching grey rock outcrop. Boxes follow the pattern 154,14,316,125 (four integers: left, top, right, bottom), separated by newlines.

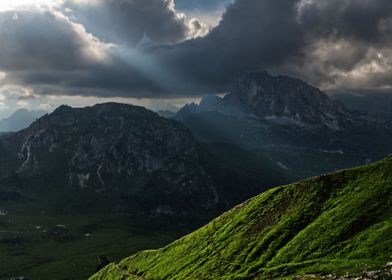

216,71,354,129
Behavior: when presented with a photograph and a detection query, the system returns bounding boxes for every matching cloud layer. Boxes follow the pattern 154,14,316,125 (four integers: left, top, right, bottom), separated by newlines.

0,0,392,101
154,0,392,93
63,0,208,45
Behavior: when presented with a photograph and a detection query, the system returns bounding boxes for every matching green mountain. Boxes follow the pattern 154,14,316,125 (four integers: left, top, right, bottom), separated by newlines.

91,156,392,280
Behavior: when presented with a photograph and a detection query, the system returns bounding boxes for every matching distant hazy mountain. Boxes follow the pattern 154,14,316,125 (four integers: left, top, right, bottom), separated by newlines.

176,72,392,180
156,110,176,118
0,108,47,132
177,95,222,119
332,91,392,119
92,156,392,280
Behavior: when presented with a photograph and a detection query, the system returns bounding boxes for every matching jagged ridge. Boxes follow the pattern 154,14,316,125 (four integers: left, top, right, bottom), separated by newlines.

215,71,353,129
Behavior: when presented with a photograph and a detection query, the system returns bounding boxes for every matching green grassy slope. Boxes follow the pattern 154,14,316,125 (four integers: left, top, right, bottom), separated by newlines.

90,156,392,280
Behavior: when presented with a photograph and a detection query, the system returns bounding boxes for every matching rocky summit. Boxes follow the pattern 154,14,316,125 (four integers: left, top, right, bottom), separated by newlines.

178,72,391,131
0,103,220,216
215,71,354,129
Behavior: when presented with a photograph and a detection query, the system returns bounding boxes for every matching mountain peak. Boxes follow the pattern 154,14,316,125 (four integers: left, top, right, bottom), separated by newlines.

52,104,72,114
176,95,222,119
216,71,352,129
13,108,30,114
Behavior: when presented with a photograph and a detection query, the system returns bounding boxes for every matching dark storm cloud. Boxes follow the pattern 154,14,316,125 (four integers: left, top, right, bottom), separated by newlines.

63,0,206,46
298,0,392,44
150,0,306,92
0,1,207,97
175,0,233,11
150,0,392,93
2,0,392,98
0,10,100,71
0,8,123,95
291,0,392,89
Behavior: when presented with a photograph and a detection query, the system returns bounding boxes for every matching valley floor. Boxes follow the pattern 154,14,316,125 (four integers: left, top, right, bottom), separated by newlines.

0,211,192,280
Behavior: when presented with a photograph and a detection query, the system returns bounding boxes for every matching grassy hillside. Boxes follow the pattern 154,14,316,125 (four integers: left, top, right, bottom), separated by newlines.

91,156,392,280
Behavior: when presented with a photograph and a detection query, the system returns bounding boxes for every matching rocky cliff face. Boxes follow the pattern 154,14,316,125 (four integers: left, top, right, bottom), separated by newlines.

216,71,354,129
0,103,219,215
176,72,359,130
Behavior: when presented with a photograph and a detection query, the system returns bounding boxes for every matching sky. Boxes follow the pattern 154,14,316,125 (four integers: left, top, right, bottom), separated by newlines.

0,0,392,118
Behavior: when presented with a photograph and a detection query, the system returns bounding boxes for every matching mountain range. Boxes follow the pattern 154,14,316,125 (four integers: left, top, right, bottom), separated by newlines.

0,103,284,218
178,71,391,130
1,72,390,224
1,72,391,280
176,71,392,180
